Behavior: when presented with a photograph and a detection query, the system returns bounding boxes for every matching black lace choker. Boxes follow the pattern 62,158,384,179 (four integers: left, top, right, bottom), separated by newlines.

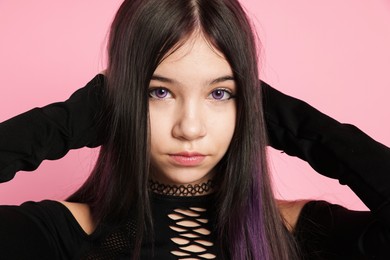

149,179,214,196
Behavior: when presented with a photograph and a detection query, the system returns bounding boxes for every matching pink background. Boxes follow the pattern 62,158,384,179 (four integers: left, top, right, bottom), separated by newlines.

1,0,389,210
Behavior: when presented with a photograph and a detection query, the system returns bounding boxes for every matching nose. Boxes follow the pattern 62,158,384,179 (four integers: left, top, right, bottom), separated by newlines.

172,100,207,141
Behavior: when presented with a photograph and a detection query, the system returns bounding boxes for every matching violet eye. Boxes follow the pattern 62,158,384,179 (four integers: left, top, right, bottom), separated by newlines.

210,89,231,100
149,87,171,99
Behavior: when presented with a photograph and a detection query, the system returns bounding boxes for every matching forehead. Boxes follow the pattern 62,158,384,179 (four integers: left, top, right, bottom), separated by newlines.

154,34,233,82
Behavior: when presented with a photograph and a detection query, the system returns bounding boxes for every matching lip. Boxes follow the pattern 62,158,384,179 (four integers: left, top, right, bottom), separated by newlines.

169,152,206,166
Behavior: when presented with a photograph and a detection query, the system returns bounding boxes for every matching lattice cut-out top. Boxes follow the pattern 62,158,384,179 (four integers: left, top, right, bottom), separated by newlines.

148,193,219,259
77,193,219,259
168,207,215,259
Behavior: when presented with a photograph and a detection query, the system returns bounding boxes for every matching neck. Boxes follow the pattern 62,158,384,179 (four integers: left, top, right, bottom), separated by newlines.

149,179,214,196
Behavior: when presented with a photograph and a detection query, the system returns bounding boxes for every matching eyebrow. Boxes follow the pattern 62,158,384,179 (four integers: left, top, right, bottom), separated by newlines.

151,74,235,85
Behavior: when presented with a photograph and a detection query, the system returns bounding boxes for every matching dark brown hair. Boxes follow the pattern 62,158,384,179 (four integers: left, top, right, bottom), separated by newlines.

68,0,298,259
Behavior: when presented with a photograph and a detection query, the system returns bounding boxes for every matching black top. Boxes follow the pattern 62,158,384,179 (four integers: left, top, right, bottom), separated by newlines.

1,194,388,260
294,200,389,259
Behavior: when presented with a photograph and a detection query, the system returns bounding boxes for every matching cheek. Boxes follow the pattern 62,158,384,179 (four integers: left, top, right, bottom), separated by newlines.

149,105,173,151
208,106,236,149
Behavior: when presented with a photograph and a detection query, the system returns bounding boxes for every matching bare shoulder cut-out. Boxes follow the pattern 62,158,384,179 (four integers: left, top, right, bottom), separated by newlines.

59,201,95,235
277,199,310,232
168,207,216,259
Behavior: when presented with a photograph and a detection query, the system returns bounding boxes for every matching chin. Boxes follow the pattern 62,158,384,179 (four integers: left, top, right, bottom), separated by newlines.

165,176,206,186
151,165,216,186
162,170,213,186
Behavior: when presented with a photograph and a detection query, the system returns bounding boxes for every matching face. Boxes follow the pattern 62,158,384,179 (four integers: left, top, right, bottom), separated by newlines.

148,34,237,186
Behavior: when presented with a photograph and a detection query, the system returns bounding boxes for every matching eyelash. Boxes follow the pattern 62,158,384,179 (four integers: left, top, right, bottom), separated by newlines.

208,88,235,101
148,87,235,101
148,87,172,99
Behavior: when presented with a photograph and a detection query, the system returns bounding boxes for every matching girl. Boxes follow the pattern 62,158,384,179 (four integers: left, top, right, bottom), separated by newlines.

1,0,389,259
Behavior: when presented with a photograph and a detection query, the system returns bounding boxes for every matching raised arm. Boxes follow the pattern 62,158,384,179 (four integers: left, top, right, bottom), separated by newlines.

262,81,390,226
0,74,104,182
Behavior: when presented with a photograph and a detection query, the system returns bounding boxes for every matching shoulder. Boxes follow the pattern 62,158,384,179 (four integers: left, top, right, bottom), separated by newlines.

277,199,310,232
58,201,95,235
0,200,93,258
